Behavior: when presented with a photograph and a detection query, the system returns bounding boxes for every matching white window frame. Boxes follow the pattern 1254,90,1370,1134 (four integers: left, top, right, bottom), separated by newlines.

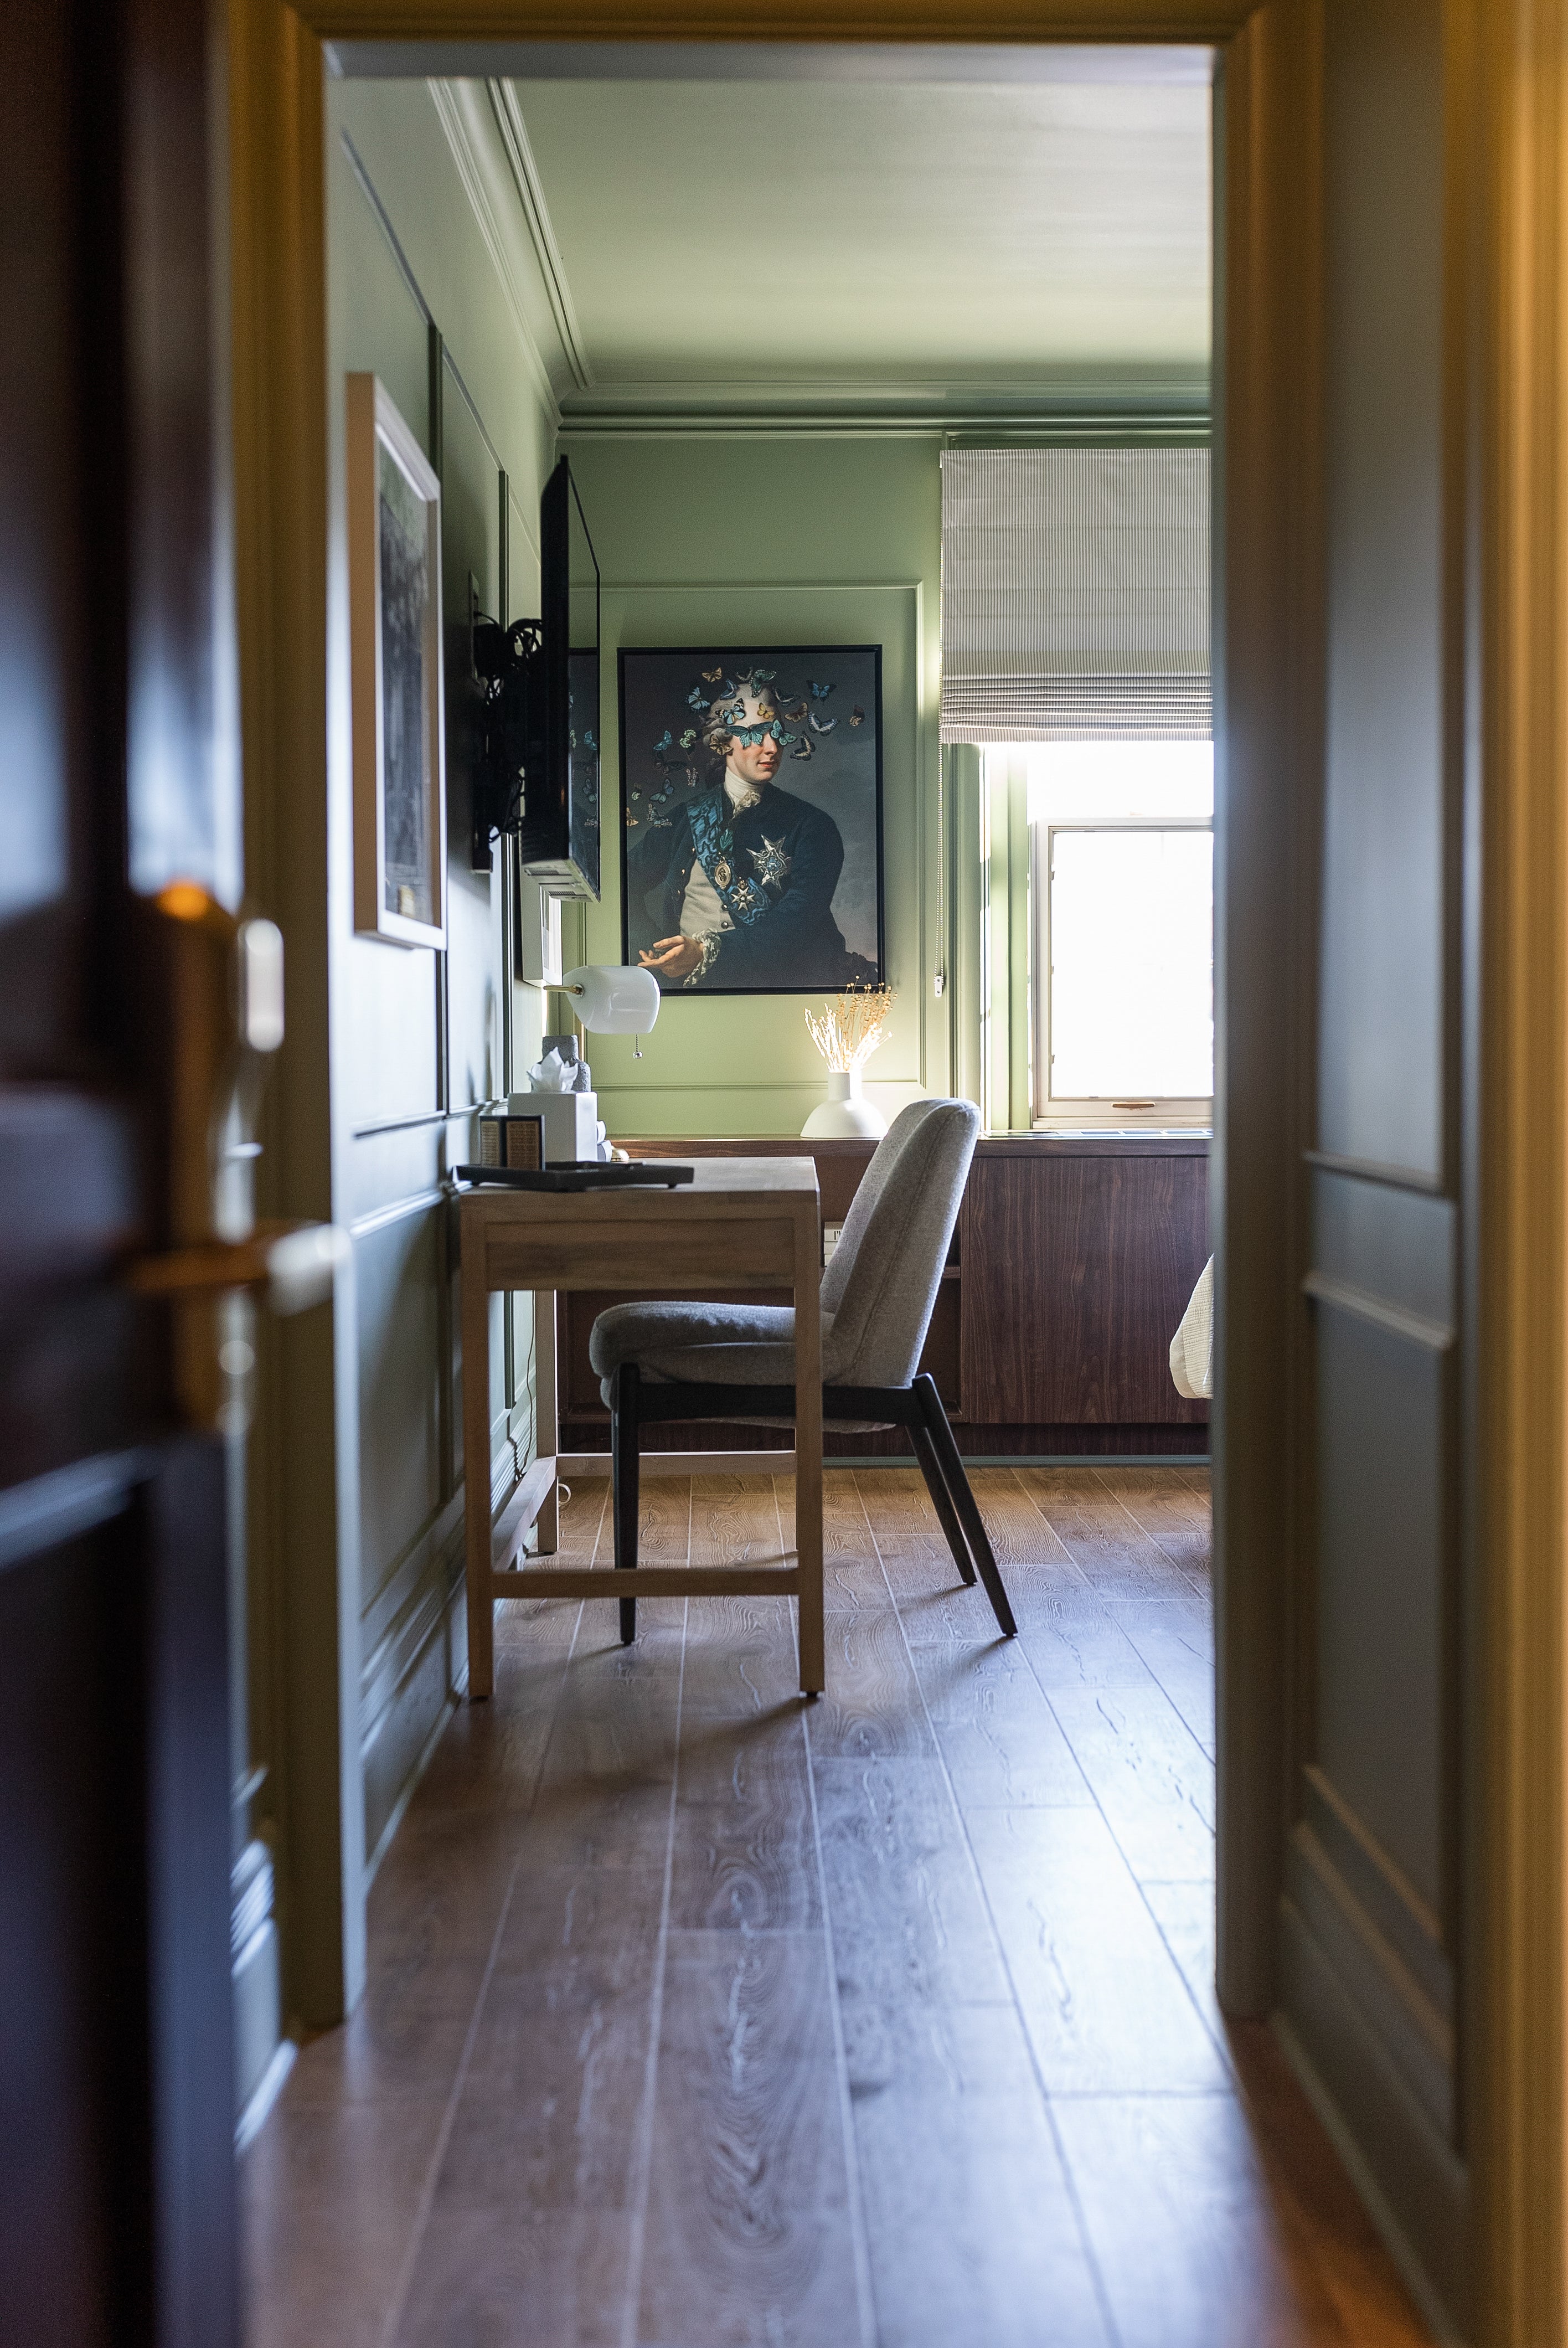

1031,815,1215,1131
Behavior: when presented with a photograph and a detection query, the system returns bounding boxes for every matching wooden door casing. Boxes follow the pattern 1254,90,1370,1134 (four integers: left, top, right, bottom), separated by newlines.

229,3,1568,2339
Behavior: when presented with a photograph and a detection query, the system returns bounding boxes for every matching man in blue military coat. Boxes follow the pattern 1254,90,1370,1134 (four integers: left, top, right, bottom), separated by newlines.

627,672,873,990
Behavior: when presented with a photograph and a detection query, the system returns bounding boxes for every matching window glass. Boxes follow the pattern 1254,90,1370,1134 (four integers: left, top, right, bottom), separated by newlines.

1025,739,1214,827
1046,826,1214,1102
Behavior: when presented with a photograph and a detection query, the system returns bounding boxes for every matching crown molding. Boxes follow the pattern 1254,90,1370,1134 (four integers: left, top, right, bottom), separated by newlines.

557,374,1211,437
487,80,596,392
423,76,567,424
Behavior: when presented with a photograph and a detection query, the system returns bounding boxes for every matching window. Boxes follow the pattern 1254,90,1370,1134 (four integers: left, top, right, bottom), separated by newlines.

1008,740,1214,1128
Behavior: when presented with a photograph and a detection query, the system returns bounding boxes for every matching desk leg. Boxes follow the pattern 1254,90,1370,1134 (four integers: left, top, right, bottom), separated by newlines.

534,1290,558,1556
462,1256,495,1702
793,1204,825,1697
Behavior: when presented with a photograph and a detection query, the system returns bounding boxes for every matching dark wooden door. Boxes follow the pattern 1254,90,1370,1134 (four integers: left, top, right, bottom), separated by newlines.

1274,0,1469,2329
1,0,240,2341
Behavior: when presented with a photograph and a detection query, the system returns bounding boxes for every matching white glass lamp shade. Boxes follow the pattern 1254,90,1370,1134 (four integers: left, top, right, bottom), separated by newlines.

562,964,661,1036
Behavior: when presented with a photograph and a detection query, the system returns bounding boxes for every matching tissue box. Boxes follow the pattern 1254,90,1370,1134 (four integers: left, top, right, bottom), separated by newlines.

511,1089,602,1165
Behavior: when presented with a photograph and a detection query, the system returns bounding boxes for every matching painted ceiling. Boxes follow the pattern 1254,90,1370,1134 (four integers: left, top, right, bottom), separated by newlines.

499,70,1212,415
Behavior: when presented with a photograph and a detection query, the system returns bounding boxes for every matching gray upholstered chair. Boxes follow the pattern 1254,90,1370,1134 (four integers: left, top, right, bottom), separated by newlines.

589,1098,1016,1646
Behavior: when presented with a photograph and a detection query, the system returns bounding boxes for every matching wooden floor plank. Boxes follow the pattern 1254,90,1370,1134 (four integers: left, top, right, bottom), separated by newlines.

812,1757,1014,2019
967,1806,1230,2094
243,2101,451,2348
636,1932,863,2348
679,1591,803,1717
980,1469,1087,1576
244,1467,1433,2348
554,1471,610,1560
668,1723,823,1934
435,1939,661,2215
852,1467,952,1562
1117,1593,1218,1756
1090,1465,1213,1584
1014,1593,1162,1692
392,2207,634,2348
806,1606,938,1761
912,1639,1093,1809
847,2001,1112,2348
1054,2092,1358,2348
1046,1683,1217,1883
1143,1878,1230,2058
1015,1466,1200,1604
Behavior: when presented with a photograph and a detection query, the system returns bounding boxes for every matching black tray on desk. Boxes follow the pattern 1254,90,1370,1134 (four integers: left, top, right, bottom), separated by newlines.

452,1161,694,1193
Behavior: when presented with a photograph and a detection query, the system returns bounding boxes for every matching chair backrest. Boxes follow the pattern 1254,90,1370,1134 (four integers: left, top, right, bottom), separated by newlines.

820,1098,979,1387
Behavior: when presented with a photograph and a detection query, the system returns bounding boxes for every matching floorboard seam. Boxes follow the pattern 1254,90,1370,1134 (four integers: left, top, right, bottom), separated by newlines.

375,1590,591,2348
1010,1623,1234,2085
798,1681,882,2335
618,1587,688,2348
1082,1465,1210,1601
783,1470,881,2348
851,1471,1125,2348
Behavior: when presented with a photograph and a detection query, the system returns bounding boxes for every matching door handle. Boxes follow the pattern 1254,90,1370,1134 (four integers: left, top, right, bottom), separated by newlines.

128,1218,349,1314
128,885,347,1427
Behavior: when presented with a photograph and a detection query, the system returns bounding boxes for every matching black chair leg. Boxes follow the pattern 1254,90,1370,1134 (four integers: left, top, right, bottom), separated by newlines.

915,1375,1017,1638
912,1421,976,1585
611,1361,640,1644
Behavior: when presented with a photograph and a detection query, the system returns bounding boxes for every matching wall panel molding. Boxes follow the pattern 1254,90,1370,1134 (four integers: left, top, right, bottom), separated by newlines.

1302,1271,1453,1352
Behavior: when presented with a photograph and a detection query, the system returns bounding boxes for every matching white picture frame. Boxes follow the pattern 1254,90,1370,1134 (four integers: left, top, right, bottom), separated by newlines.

347,373,446,948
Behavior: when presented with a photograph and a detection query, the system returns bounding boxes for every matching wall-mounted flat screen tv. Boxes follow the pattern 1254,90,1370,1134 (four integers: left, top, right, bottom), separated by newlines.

517,459,600,899
473,456,600,899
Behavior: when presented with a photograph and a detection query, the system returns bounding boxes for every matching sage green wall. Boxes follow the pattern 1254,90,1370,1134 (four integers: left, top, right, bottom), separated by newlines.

560,433,955,1136
254,78,557,2035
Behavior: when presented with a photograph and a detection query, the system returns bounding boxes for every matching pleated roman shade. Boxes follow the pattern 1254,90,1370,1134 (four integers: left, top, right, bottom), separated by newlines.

940,446,1211,743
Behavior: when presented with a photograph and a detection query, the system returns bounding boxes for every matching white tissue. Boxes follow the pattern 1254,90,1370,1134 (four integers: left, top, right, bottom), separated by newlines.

527,1047,590,1095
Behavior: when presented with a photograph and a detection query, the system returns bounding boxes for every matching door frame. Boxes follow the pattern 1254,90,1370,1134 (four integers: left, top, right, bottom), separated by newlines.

226,3,1568,2340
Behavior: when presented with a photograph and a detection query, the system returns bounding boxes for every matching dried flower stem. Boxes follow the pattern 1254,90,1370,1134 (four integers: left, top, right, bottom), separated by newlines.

804,984,896,1073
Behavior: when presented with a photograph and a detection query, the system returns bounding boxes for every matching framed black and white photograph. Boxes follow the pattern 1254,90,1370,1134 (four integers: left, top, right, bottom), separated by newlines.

347,373,446,949
618,645,883,994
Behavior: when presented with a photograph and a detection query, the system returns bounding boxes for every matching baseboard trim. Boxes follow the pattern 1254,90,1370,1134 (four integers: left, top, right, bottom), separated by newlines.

1276,1901,1468,2338
558,1449,1210,1477
1271,2014,1463,2347
363,1649,463,1892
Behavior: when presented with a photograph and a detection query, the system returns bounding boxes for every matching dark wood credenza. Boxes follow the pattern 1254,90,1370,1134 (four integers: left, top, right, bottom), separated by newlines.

560,1132,1210,1459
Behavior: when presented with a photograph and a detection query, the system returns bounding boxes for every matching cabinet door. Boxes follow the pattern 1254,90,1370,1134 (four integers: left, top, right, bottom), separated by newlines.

959,1154,1209,1426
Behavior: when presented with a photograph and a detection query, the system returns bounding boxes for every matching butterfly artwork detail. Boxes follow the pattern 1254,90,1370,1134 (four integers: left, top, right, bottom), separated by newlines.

809,714,836,734
849,707,865,727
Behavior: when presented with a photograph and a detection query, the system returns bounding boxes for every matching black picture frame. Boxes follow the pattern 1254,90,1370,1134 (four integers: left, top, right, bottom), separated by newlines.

618,644,885,996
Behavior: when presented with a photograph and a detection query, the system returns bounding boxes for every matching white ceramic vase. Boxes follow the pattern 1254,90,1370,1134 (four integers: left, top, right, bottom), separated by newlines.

802,1068,887,1139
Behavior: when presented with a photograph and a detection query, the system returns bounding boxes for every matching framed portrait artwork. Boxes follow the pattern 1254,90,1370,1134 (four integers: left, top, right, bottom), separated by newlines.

618,645,884,995
347,373,446,948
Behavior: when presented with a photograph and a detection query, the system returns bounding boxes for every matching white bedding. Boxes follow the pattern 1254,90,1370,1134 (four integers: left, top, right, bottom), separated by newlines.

1170,1257,1214,1401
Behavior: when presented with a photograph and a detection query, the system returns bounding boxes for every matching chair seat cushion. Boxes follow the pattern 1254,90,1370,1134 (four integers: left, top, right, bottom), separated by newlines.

589,1300,900,1429
590,1298,833,1393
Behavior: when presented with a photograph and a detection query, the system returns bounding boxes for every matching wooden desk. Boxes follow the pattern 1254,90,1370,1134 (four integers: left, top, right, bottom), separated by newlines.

458,1157,825,1699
